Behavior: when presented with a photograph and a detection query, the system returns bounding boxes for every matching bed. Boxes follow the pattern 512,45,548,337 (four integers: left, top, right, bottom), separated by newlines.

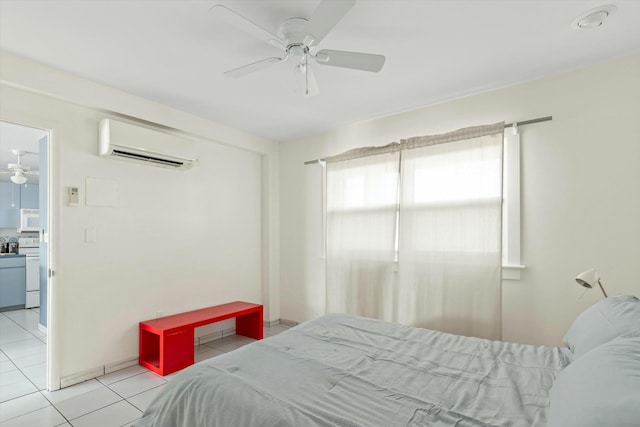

133,295,640,427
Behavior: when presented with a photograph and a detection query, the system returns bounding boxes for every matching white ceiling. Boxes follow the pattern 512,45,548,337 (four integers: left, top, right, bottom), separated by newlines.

1,1,639,143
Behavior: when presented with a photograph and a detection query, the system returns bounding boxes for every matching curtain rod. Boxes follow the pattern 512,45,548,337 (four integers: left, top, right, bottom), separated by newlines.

303,115,552,165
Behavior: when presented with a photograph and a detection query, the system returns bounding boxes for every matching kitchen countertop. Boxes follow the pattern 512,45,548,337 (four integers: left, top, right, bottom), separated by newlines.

0,254,25,257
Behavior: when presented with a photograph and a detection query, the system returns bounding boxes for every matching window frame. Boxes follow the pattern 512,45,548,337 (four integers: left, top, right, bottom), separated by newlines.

501,126,525,280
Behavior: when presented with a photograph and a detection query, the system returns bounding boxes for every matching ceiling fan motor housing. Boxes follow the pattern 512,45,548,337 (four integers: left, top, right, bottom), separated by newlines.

277,17,315,47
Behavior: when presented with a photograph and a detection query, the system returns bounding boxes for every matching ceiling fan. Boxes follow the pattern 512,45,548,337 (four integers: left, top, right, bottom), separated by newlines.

0,149,39,184
210,0,385,96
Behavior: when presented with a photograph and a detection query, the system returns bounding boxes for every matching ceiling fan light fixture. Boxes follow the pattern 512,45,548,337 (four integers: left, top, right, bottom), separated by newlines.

11,170,27,184
3,150,38,184
294,60,319,97
572,5,617,30
288,44,307,59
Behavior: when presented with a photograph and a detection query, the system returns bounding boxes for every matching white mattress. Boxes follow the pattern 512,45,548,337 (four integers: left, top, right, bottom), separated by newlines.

133,313,571,427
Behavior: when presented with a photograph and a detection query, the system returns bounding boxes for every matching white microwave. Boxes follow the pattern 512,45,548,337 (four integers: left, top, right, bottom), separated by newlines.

19,208,40,232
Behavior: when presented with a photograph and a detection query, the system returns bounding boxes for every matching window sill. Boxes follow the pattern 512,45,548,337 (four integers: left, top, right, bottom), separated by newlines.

321,258,526,279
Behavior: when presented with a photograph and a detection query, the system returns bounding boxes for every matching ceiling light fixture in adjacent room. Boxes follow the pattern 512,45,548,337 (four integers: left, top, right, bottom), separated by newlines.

572,5,617,29
1,150,39,184
11,170,27,185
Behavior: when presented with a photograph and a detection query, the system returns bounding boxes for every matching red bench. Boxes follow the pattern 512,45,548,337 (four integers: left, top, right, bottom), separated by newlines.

139,301,263,376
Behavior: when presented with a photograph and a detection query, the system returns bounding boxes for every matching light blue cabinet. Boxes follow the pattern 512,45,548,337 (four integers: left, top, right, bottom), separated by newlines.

0,182,39,228
0,182,20,228
20,184,39,209
0,255,26,311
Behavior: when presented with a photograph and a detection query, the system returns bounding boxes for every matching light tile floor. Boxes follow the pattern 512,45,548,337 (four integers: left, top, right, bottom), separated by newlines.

0,308,291,426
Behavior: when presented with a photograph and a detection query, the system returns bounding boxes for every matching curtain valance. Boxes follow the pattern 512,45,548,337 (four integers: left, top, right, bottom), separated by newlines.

325,122,504,163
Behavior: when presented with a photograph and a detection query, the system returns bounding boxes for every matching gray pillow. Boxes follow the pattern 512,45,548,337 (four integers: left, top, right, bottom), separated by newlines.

563,295,640,358
547,330,640,427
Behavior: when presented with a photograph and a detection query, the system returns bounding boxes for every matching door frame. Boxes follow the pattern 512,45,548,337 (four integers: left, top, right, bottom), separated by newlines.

0,113,60,391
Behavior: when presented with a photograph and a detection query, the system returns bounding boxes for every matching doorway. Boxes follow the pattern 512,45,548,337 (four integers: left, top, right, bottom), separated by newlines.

0,120,53,395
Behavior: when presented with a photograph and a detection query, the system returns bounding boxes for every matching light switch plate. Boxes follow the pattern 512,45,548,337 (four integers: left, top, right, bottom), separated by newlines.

85,228,97,243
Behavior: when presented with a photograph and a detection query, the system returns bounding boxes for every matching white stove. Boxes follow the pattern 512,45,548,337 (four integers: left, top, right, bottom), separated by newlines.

18,236,40,308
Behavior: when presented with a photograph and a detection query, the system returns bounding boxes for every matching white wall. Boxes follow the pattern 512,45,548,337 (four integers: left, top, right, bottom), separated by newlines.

279,54,640,346
1,84,261,381
1,52,280,388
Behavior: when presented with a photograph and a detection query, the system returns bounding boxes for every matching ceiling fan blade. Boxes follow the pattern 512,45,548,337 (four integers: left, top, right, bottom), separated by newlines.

314,49,385,72
224,57,283,78
25,170,39,176
8,163,30,171
209,5,285,50
307,0,356,46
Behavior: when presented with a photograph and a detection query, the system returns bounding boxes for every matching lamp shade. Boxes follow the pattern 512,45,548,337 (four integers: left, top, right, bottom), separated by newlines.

575,268,608,297
576,269,599,289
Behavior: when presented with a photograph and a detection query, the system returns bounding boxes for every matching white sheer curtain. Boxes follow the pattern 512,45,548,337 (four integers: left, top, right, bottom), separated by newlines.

325,150,399,320
324,123,504,339
397,125,504,339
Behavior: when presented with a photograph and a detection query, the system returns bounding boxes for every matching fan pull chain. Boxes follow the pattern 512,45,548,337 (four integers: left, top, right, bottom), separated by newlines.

304,53,309,96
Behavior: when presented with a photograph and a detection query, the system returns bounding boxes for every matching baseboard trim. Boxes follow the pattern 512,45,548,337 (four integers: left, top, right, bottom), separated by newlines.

264,318,299,327
60,355,138,389
105,357,138,375
279,318,299,327
60,366,105,389
195,327,236,346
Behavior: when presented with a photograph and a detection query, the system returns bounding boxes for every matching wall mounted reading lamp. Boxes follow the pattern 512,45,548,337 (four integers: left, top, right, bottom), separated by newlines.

575,269,608,298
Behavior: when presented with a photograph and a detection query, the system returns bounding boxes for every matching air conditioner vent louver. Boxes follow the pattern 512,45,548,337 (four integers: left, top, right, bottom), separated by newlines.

111,149,186,167
98,119,196,171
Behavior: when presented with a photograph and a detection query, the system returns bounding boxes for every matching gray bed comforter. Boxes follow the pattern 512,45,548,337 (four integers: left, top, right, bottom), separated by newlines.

133,313,571,427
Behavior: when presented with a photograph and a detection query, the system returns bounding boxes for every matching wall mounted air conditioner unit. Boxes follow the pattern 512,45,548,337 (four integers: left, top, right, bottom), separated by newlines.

98,119,196,170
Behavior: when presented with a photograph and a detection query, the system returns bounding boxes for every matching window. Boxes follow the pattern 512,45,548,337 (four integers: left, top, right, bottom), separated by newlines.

320,127,524,280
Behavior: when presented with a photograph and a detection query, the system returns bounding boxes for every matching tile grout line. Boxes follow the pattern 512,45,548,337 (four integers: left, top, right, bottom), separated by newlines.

38,391,72,425
72,399,143,425
0,390,69,426
0,309,46,394
100,371,167,399
39,383,135,424
108,381,167,407
66,397,127,423
14,361,45,393
0,310,58,424
3,309,40,334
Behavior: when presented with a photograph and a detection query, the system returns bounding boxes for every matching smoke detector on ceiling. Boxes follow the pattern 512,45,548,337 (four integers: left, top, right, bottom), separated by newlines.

572,4,617,29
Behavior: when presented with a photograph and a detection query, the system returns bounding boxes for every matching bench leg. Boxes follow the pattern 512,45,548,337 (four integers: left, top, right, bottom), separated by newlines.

236,308,263,340
139,328,161,374
161,328,195,375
